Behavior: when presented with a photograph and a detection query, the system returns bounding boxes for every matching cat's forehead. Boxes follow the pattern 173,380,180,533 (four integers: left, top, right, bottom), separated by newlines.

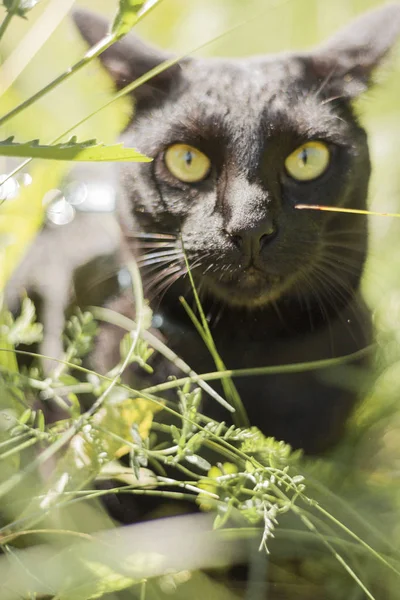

135,55,351,148
182,55,305,101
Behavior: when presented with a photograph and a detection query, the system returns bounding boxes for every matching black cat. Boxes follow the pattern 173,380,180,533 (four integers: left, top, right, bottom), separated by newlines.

68,5,400,452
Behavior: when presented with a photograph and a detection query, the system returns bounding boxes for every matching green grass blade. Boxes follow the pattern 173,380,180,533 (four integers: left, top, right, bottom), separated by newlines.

296,204,400,219
180,251,249,427
0,137,150,162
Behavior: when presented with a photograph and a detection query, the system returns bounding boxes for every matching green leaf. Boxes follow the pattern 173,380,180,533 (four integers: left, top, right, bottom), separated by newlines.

27,395,161,515
36,410,45,432
170,424,181,445
119,334,154,373
4,297,43,346
97,460,156,486
245,459,255,474
111,0,146,37
185,454,211,471
19,408,33,425
0,136,151,162
0,305,25,481
63,310,98,363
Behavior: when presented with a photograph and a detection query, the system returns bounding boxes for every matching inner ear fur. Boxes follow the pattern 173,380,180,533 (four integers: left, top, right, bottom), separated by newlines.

73,8,182,102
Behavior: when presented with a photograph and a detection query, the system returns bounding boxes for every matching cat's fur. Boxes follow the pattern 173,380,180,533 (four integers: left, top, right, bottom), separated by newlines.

12,5,400,454
72,4,400,454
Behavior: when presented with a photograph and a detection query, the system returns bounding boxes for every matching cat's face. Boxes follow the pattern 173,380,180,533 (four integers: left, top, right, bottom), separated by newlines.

75,5,400,311
118,56,369,308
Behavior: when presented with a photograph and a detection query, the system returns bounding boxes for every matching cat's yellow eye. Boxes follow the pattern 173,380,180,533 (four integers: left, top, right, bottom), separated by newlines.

285,141,330,182
164,144,211,183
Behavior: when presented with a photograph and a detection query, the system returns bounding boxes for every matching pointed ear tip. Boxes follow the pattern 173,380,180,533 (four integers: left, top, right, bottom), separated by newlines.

71,7,92,27
71,7,109,35
366,2,400,29
385,1,400,13
378,2,400,23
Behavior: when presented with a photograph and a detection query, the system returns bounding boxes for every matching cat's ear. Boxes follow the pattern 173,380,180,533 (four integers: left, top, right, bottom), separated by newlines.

73,9,181,103
306,3,400,97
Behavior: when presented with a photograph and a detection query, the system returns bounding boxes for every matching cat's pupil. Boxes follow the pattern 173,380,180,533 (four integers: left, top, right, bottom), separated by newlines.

185,150,193,166
301,148,308,165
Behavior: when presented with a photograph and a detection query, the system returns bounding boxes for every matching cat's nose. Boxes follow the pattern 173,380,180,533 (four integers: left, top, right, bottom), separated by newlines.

226,220,277,255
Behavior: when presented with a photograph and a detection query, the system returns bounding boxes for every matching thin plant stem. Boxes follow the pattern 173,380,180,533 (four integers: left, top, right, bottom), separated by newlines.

292,507,376,600
0,0,164,127
0,0,292,186
0,31,120,126
305,475,400,556
296,204,400,219
140,580,147,600
180,295,247,424
0,436,38,461
140,345,372,395
90,305,232,412
51,344,80,381
0,343,372,399
313,503,400,578
0,432,30,449
0,528,95,545
0,0,19,43
57,487,201,504
0,0,87,96
86,260,145,413
180,249,249,428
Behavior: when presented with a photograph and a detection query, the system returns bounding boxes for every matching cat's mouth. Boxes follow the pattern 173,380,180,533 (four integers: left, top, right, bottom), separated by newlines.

200,265,289,307
239,266,280,287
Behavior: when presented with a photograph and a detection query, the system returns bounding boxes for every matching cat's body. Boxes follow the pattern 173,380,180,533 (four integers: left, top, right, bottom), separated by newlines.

77,5,400,454
95,287,369,453
10,4,400,453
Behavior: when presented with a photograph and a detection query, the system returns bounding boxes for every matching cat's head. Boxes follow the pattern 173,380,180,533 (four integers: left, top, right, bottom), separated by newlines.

75,5,400,312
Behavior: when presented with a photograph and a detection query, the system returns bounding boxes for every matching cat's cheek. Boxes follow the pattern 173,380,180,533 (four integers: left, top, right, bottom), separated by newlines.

180,208,225,254
281,175,341,208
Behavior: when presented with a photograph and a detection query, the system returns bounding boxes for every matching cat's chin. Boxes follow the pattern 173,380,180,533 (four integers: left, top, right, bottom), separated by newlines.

200,268,293,309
